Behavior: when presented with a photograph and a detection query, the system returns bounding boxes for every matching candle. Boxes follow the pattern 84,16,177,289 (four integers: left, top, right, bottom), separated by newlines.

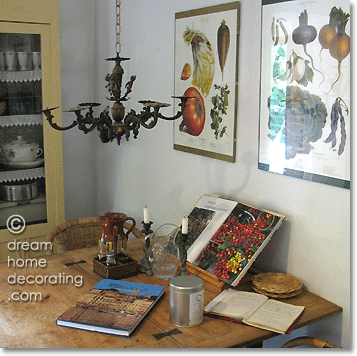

144,205,149,223
182,216,188,234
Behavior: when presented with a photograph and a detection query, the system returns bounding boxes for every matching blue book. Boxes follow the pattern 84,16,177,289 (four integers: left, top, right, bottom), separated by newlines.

56,279,165,337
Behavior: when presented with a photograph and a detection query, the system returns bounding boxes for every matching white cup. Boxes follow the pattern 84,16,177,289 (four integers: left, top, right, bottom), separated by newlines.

5,52,17,71
0,52,5,71
17,52,29,71
32,52,41,70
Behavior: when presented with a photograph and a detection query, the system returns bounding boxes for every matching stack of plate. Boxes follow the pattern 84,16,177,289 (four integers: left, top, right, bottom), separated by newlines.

251,272,303,299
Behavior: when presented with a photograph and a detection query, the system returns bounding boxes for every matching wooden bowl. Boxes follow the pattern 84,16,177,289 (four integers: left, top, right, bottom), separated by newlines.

0,102,6,116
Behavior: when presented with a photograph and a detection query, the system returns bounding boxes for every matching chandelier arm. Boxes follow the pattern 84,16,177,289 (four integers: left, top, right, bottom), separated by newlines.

75,113,99,134
39,107,79,131
124,111,142,139
47,119,78,131
156,96,190,121
77,121,98,134
157,110,184,121
139,109,159,130
97,109,115,143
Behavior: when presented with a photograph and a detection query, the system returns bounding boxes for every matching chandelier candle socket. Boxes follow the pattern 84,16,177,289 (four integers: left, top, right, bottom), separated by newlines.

38,0,192,145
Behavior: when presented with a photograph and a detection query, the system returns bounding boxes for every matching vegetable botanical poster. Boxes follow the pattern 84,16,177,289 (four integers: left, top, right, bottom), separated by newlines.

259,0,350,188
174,2,240,162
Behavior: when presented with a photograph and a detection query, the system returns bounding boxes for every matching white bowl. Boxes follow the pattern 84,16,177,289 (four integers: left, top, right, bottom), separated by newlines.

0,136,43,163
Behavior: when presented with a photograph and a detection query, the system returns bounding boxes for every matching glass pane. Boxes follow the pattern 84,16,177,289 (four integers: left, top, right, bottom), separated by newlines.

0,32,47,229
258,0,350,189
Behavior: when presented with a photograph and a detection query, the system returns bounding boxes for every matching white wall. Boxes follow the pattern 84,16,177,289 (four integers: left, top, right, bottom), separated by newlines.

59,0,96,220
59,0,351,348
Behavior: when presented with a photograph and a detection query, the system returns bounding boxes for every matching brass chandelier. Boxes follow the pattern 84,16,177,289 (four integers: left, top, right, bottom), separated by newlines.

39,0,190,144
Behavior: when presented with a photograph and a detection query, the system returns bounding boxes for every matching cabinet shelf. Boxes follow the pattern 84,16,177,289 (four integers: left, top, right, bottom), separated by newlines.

0,70,41,83
0,114,43,126
0,192,46,209
0,166,45,183
0,192,47,229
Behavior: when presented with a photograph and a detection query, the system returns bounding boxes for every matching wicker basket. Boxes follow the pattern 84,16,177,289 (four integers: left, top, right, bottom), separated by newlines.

251,272,303,298
93,253,139,279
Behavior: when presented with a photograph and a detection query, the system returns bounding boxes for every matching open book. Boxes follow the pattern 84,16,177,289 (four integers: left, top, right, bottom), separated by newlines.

204,289,305,334
185,194,285,286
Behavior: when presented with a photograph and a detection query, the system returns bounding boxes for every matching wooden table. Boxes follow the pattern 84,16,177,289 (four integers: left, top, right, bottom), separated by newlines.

0,239,342,348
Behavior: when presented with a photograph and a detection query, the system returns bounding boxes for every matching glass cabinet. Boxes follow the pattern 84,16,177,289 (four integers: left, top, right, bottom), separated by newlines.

0,33,46,228
0,0,65,261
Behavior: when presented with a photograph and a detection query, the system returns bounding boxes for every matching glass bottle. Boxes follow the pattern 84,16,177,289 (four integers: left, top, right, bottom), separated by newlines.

98,237,106,261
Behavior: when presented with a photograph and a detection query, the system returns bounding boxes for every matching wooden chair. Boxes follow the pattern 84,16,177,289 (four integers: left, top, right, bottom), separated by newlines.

45,217,144,254
282,336,342,348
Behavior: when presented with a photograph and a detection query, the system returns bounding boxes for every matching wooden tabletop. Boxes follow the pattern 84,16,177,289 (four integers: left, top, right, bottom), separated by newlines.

0,239,342,348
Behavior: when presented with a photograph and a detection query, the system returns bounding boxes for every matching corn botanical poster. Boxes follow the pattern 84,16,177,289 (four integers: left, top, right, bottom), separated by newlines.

259,0,350,188
173,2,240,162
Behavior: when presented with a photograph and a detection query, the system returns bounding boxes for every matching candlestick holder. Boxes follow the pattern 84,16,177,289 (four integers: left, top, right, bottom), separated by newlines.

176,231,189,276
141,221,153,237
139,220,154,276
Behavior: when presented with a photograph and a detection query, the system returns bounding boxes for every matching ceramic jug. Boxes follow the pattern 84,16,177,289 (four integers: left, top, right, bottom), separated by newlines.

99,212,136,253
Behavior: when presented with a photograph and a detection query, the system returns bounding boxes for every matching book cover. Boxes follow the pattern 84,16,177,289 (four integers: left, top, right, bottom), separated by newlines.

186,194,285,286
56,279,165,337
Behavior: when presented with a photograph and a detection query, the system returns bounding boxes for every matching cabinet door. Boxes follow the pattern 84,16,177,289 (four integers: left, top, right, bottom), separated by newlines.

0,20,64,254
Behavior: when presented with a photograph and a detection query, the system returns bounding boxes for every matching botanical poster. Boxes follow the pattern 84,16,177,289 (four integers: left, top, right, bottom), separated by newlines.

259,0,350,188
173,2,240,162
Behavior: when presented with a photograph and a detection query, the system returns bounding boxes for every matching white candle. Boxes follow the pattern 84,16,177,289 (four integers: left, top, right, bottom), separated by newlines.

143,205,149,223
182,216,188,234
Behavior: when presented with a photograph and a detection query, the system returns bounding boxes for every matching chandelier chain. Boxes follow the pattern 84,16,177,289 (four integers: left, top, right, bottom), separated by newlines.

116,0,121,55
